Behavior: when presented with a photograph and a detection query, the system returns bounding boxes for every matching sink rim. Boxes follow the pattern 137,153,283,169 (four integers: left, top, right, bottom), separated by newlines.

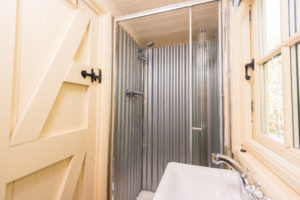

154,162,243,200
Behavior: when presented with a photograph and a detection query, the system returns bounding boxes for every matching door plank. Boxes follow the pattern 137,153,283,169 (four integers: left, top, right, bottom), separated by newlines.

0,0,17,198
10,9,91,145
56,152,85,200
7,129,87,182
64,61,92,86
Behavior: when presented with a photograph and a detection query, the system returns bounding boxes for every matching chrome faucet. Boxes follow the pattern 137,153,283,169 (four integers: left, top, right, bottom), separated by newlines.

212,153,271,200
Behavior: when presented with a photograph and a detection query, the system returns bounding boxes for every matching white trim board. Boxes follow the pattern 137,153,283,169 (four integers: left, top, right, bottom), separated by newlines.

115,0,217,22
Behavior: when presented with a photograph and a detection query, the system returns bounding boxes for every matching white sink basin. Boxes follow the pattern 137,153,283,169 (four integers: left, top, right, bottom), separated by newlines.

153,162,243,200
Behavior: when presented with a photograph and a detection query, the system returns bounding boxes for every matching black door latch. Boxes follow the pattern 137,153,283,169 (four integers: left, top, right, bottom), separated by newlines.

81,68,102,83
245,59,255,80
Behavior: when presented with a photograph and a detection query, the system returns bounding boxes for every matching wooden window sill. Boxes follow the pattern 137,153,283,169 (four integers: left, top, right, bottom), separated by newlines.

235,147,299,200
235,139,300,196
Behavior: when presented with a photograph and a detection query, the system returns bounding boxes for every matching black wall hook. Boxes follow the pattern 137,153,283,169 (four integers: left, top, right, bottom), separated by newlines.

81,68,102,83
245,59,255,80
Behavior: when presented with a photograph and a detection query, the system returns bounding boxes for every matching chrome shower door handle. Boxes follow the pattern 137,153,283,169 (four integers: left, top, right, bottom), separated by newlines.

192,127,202,132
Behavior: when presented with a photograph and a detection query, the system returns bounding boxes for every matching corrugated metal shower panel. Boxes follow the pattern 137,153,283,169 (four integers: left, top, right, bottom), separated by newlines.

142,30,219,192
206,39,220,160
143,44,191,192
113,25,144,200
113,25,220,198
192,28,207,166
192,29,219,166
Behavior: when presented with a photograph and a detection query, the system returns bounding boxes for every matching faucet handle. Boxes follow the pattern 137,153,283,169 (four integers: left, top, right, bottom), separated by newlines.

241,173,248,179
242,168,251,176
263,197,272,200
254,188,263,199
255,182,261,188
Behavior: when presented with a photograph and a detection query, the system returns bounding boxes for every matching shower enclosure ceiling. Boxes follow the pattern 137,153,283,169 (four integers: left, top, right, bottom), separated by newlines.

113,2,221,200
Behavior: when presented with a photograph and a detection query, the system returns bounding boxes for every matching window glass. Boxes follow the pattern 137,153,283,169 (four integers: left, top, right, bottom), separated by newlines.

290,44,300,148
260,55,284,142
289,0,300,35
259,0,281,56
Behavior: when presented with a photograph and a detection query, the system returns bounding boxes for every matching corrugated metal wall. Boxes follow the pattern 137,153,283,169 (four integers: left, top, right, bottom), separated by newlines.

113,25,220,198
206,39,220,162
192,29,219,167
142,30,219,191
192,29,207,166
113,25,144,200
143,44,191,191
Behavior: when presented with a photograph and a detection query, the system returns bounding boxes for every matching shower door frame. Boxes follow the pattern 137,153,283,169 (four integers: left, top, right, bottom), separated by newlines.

111,0,224,198
112,0,223,165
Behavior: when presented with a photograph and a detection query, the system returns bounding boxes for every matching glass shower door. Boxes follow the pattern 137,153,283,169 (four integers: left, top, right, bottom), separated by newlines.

191,3,221,166
113,2,222,200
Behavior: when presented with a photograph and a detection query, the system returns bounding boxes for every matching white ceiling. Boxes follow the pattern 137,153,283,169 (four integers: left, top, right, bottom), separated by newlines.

118,1,218,47
112,0,193,16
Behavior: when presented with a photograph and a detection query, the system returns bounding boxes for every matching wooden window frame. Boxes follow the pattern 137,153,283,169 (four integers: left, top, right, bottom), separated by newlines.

241,0,300,193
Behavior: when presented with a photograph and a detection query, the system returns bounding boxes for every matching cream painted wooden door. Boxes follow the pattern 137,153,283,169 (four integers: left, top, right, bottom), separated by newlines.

0,0,102,199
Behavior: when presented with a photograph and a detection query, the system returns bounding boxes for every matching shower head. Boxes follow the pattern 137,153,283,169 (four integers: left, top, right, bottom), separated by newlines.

138,42,154,62
146,42,154,48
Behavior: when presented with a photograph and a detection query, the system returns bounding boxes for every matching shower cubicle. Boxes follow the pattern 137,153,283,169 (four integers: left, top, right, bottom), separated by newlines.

112,1,222,199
